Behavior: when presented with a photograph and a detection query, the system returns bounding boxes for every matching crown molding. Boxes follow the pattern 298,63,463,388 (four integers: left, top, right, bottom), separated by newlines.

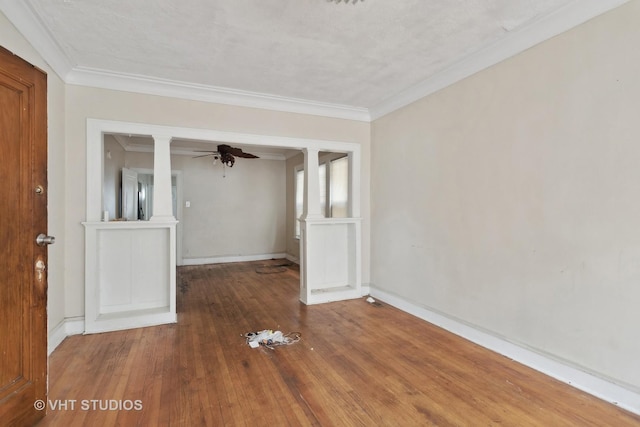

0,1,369,122
369,0,631,120
3,0,629,123
0,0,74,79
66,67,371,122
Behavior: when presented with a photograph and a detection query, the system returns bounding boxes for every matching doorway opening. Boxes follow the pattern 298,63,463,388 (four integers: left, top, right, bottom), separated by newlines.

85,119,362,335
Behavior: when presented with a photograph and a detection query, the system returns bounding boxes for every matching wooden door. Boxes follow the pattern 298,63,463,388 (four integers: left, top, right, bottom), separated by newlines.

0,46,48,426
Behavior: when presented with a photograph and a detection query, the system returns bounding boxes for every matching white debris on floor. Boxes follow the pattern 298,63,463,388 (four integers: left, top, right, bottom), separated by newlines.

244,330,301,349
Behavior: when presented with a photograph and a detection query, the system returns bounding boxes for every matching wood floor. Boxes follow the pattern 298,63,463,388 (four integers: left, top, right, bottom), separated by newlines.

40,261,640,426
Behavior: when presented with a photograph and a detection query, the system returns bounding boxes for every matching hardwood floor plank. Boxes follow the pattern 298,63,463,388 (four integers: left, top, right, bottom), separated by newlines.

39,260,640,426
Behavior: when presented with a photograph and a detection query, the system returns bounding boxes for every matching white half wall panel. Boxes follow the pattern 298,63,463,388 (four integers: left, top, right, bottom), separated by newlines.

84,221,177,334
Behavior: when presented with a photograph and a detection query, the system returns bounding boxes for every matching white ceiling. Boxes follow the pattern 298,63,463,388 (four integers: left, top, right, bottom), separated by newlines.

0,0,629,120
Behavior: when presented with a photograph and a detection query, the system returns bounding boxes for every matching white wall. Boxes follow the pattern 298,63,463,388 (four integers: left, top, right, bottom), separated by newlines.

371,2,640,392
64,86,370,318
182,156,286,260
0,11,66,335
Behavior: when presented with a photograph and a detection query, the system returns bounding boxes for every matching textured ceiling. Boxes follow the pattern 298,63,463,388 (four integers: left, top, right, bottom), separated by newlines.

24,0,576,110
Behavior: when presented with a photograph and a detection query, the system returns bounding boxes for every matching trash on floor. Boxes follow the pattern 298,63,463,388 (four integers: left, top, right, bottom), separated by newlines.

244,329,301,349
365,296,383,307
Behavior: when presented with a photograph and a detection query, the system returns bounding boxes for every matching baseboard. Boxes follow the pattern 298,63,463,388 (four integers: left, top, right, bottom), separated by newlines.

368,286,640,416
182,253,288,266
48,316,85,355
85,310,176,335
284,253,299,264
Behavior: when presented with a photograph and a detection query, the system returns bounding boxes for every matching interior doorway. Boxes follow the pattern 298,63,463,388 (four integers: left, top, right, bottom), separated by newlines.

85,119,362,334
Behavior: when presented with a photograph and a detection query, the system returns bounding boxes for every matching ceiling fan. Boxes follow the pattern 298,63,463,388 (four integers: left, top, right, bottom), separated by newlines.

193,144,259,167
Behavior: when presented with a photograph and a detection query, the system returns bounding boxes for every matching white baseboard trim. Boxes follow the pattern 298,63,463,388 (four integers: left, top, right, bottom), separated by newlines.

284,253,299,265
182,253,288,266
48,316,85,355
369,287,640,416
85,311,176,335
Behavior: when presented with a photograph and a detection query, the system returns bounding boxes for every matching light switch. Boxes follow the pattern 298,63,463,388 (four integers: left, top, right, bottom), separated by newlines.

185,201,191,208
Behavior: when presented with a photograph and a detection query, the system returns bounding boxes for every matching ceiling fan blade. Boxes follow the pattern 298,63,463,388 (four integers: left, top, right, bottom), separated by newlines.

218,144,259,159
192,153,217,158
234,152,259,159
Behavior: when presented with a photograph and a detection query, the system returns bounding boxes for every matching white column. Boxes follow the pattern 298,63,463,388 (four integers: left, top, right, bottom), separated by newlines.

301,148,323,219
150,135,175,221
348,150,361,218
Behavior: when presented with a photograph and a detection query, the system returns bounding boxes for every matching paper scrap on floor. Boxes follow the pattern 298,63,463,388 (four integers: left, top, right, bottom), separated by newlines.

244,329,300,349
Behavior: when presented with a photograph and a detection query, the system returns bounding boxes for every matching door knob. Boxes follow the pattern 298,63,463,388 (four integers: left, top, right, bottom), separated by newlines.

36,234,56,246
